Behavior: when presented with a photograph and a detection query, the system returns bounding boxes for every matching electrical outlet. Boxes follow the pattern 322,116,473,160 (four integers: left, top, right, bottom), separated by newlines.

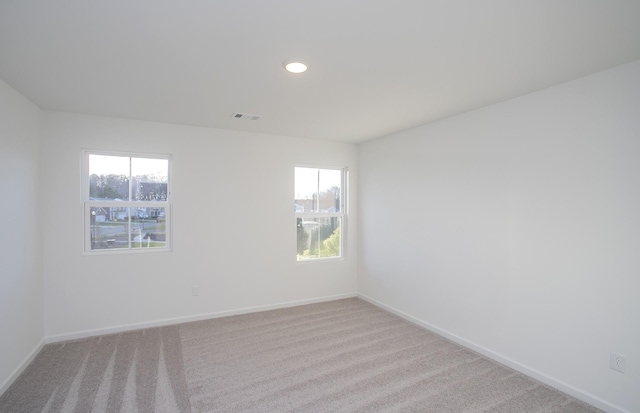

192,286,200,296
610,352,625,373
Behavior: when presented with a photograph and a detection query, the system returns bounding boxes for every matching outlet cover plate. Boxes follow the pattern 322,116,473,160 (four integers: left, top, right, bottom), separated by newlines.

610,352,626,373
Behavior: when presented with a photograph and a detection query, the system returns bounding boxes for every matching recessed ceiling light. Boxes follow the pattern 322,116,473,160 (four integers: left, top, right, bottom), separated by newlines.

284,61,308,74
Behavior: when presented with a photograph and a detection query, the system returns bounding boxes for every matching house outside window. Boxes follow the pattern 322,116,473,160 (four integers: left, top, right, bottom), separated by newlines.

295,166,347,261
83,150,171,253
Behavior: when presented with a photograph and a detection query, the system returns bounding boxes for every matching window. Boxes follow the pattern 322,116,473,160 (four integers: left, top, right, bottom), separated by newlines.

295,166,346,261
83,150,171,253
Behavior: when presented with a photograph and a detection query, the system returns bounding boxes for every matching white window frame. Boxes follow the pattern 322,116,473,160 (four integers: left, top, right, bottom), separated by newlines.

82,149,172,254
295,166,348,262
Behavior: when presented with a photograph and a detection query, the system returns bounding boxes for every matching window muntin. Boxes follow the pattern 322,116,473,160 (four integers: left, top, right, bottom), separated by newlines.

84,151,171,253
295,167,345,261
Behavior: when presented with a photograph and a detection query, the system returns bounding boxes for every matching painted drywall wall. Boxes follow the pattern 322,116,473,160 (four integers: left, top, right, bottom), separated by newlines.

0,79,43,392
358,60,640,413
40,112,358,339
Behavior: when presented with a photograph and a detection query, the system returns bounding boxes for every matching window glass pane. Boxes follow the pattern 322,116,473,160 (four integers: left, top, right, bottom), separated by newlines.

297,217,341,260
318,169,341,213
90,206,130,250
130,207,167,249
89,206,167,250
89,154,130,200
132,157,169,201
294,167,318,213
294,167,341,213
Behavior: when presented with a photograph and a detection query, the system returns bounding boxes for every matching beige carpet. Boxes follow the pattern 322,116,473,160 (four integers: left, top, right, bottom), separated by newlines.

0,298,602,413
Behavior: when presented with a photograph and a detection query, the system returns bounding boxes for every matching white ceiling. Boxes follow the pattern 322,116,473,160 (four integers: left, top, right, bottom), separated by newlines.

1,1,639,143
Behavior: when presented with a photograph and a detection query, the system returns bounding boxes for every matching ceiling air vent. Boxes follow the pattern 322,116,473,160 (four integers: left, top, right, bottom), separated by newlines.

231,112,262,121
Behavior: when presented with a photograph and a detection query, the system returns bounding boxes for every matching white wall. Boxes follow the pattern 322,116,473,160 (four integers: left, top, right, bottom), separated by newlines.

358,60,640,413
40,112,358,339
0,79,43,392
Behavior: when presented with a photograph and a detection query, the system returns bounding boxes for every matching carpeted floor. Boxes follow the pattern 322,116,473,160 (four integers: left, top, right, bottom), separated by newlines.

0,298,602,413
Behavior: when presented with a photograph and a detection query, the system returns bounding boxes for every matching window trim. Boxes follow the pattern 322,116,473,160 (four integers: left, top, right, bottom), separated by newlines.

82,149,172,255
294,165,348,262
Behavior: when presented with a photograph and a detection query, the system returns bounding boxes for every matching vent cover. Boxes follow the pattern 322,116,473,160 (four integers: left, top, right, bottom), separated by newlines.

231,112,262,121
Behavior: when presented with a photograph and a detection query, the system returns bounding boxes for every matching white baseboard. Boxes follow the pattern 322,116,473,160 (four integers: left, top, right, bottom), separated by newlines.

0,338,45,397
357,293,630,413
45,292,358,344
